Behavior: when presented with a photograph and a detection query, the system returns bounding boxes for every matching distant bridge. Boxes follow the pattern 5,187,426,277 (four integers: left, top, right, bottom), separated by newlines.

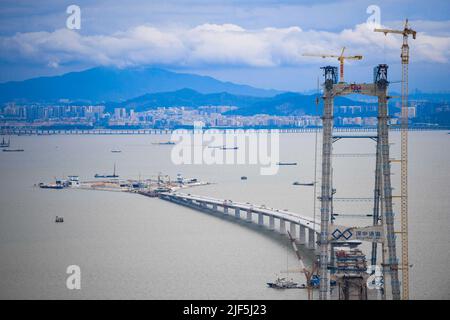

0,126,445,136
159,192,320,250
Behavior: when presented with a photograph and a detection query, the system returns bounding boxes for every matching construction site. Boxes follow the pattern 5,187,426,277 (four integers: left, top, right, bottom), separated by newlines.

308,19,417,300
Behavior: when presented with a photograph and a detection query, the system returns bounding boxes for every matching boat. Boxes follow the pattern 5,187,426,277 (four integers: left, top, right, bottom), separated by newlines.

55,216,64,223
3,149,24,152
0,137,10,148
267,277,305,289
241,176,248,180
39,182,64,189
95,164,119,178
277,162,297,166
111,149,122,153
220,146,238,150
152,141,175,145
293,181,314,186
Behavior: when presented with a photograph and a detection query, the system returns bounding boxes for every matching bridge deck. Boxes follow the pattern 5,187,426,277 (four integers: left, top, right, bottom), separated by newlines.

160,192,320,233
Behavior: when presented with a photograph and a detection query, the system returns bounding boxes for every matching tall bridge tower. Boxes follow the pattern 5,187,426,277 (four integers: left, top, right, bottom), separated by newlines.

318,64,401,300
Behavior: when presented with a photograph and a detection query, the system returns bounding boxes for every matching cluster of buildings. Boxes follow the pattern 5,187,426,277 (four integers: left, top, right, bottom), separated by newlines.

0,104,105,127
0,102,421,129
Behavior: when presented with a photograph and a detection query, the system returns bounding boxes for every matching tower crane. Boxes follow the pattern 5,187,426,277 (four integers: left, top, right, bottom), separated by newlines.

375,19,416,300
303,47,362,83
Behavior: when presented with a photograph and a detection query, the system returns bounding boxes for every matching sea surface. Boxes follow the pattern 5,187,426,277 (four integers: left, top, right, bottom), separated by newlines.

0,131,449,299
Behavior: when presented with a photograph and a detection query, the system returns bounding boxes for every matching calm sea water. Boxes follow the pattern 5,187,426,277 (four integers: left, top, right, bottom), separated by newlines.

0,132,448,299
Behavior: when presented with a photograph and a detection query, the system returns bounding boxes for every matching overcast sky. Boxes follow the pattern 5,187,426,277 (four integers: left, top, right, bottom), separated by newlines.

0,0,449,92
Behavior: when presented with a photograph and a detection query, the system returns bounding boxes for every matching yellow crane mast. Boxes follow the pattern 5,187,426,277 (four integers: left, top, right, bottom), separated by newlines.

375,19,416,300
286,231,318,300
303,47,362,83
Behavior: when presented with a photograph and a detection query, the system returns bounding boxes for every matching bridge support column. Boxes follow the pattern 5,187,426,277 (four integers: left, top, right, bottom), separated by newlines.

258,213,264,226
308,229,315,250
212,204,217,211
299,225,306,244
269,216,275,230
235,208,240,219
290,223,296,237
279,219,286,234
246,210,252,222
223,206,228,214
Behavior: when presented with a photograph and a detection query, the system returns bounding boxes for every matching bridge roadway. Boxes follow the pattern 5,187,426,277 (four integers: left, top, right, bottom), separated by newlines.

159,192,320,250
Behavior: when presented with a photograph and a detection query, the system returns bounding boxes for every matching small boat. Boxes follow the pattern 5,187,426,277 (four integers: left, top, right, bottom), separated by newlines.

241,176,248,180
267,277,305,289
55,216,64,223
293,181,314,186
111,149,122,153
277,162,297,166
3,149,24,152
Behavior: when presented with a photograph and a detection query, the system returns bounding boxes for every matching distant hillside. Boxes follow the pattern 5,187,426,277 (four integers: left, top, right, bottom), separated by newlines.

108,88,263,112
106,89,378,116
0,66,280,103
224,92,374,116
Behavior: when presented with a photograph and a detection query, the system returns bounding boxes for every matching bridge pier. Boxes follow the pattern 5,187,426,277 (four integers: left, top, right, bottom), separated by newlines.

212,204,217,211
308,229,315,250
299,225,306,244
246,210,252,222
258,213,264,226
290,222,296,237
235,208,240,219
223,206,228,214
279,219,286,234
269,216,275,230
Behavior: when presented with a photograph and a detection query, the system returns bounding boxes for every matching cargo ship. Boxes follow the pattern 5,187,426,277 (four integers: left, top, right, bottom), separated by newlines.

293,181,314,186
277,162,297,166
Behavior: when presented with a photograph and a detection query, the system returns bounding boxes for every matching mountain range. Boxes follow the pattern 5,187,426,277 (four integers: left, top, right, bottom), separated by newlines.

0,66,279,103
2,66,446,117
105,88,374,116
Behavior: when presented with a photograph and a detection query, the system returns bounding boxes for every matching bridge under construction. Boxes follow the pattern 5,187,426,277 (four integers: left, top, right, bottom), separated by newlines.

157,61,410,301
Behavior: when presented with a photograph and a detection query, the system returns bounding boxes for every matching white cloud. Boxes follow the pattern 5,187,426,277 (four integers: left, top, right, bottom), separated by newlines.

1,22,449,70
